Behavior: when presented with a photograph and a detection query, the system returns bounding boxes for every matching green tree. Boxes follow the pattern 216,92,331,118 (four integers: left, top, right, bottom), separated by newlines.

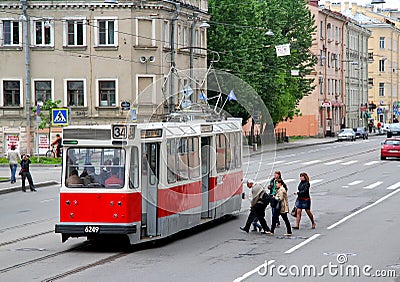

32,99,62,129
208,0,316,128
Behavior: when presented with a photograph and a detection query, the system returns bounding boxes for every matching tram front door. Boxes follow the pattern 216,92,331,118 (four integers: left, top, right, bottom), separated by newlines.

142,143,159,237
201,137,211,218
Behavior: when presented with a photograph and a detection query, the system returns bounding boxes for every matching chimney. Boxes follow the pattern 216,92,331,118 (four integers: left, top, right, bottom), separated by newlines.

309,0,318,7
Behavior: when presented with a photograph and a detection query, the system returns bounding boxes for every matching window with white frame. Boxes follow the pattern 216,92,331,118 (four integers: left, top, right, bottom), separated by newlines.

177,24,182,48
98,80,116,107
33,19,53,46
34,80,52,105
67,80,85,106
137,18,154,46
379,82,385,97
183,26,188,48
163,21,169,48
379,59,385,72
1,20,22,46
95,18,118,46
379,37,385,49
3,80,21,106
64,19,86,46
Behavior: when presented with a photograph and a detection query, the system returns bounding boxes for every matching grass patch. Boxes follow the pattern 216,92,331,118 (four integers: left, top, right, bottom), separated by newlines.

0,157,61,165
0,177,9,181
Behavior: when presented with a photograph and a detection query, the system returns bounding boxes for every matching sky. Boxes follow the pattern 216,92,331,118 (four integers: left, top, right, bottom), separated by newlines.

318,0,399,10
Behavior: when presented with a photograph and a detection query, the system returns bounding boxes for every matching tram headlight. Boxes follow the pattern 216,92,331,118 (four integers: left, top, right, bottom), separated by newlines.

66,200,70,205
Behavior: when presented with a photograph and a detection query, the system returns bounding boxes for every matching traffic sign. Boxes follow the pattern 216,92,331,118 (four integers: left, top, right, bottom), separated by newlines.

377,108,383,114
52,108,68,126
121,101,131,111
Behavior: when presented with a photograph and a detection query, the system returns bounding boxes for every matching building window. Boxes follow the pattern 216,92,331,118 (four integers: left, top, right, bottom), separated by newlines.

320,21,323,38
137,18,153,47
65,19,85,46
163,21,169,48
2,20,21,46
379,37,385,49
379,59,385,72
183,26,188,47
368,78,374,86
3,80,21,106
67,80,84,106
99,80,116,107
33,20,53,46
379,82,385,97
368,52,374,61
319,78,323,95
177,24,182,48
34,80,51,104
95,18,118,46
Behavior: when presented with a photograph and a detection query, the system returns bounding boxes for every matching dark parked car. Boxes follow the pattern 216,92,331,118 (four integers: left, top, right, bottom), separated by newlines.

354,127,368,139
386,123,400,138
381,138,400,160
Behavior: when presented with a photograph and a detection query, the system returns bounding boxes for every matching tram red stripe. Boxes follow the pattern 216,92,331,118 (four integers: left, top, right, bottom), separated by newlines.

157,181,202,218
209,171,243,202
59,192,141,223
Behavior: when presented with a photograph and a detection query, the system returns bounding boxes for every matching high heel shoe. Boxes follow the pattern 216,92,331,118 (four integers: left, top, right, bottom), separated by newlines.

311,223,316,229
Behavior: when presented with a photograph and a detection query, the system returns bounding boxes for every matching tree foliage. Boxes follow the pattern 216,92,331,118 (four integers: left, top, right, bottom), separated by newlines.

208,0,316,127
32,99,62,129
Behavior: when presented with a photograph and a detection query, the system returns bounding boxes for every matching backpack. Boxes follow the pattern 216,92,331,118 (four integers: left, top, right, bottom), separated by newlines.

259,191,270,206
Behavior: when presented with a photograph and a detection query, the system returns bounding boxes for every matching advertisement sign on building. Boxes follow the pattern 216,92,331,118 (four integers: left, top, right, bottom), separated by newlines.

39,134,50,155
5,134,20,151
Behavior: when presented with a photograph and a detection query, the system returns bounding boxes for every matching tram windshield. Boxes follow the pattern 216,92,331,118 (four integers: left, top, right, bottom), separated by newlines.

65,147,125,189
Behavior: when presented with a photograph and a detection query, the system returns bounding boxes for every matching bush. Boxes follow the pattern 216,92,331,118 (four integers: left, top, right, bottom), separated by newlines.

0,157,61,165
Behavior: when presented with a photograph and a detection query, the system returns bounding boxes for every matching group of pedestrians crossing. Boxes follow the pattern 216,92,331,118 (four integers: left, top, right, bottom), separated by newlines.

240,170,315,236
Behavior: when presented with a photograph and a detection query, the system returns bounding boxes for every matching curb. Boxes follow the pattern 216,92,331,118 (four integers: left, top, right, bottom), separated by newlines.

0,164,61,168
0,180,60,195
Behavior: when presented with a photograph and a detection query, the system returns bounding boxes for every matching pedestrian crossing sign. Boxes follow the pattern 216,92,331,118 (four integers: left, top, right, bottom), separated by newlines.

52,108,68,126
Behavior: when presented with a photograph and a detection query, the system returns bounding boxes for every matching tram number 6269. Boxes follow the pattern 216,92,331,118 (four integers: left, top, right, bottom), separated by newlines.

84,226,100,233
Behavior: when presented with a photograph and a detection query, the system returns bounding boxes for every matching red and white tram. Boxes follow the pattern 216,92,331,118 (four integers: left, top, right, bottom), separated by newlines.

55,118,243,244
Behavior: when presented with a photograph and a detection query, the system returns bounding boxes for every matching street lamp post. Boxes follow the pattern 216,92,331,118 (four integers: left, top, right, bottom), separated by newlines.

189,12,198,98
21,0,31,155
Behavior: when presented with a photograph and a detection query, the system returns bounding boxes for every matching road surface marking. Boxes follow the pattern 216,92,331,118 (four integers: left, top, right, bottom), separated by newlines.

387,182,400,190
310,179,323,185
233,260,276,282
363,181,383,189
303,160,321,165
327,188,400,230
341,160,358,165
285,160,301,165
284,234,321,254
268,160,284,165
307,149,320,153
324,160,342,165
348,180,363,186
285,179,296,183
40,199,55,203
365,161,379,166
342,185,349,188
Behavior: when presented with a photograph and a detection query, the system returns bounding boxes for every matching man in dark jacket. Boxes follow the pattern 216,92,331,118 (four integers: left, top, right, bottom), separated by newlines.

240,179,272,234
20,154,36,192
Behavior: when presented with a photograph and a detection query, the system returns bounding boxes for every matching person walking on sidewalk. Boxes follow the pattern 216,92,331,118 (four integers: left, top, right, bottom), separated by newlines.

20,154,36,192
240,179,272,234
293,172,315,229
270,179,292,236
6,144,21,184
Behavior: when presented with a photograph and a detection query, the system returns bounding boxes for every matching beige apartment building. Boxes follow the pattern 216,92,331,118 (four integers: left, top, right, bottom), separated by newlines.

0,0,209,155
276,1,370,137
329,2,400,125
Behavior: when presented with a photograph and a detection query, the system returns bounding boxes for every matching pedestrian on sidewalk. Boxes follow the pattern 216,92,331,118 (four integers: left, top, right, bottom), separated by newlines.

293,172,315,229
20,154,36,192
270,179,292,236
6,144,21,184
240,179,272,234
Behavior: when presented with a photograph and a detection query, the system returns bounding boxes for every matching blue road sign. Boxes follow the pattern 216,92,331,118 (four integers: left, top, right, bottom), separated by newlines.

52,108,68,126
377,108,383,115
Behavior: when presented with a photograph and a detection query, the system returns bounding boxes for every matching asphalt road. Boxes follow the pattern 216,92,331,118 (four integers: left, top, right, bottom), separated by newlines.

0,136,399,281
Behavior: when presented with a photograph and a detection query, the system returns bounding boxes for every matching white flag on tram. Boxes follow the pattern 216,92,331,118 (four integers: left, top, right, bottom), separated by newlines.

275,44,291,57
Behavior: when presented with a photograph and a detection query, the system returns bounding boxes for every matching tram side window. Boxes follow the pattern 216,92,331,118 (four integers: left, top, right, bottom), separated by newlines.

188,137,200,179
236,132,242,168
177,137,189,180
216,134,226,173
167,139,177,183
225,133,234,170
129,146,139,189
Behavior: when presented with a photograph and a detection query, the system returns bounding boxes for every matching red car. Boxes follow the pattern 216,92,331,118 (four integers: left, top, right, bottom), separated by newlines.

381,138,400,160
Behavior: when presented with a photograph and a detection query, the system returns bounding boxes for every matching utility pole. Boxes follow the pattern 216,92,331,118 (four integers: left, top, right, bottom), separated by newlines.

21,0,31,155
189,12,198,102
168,1,180,113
